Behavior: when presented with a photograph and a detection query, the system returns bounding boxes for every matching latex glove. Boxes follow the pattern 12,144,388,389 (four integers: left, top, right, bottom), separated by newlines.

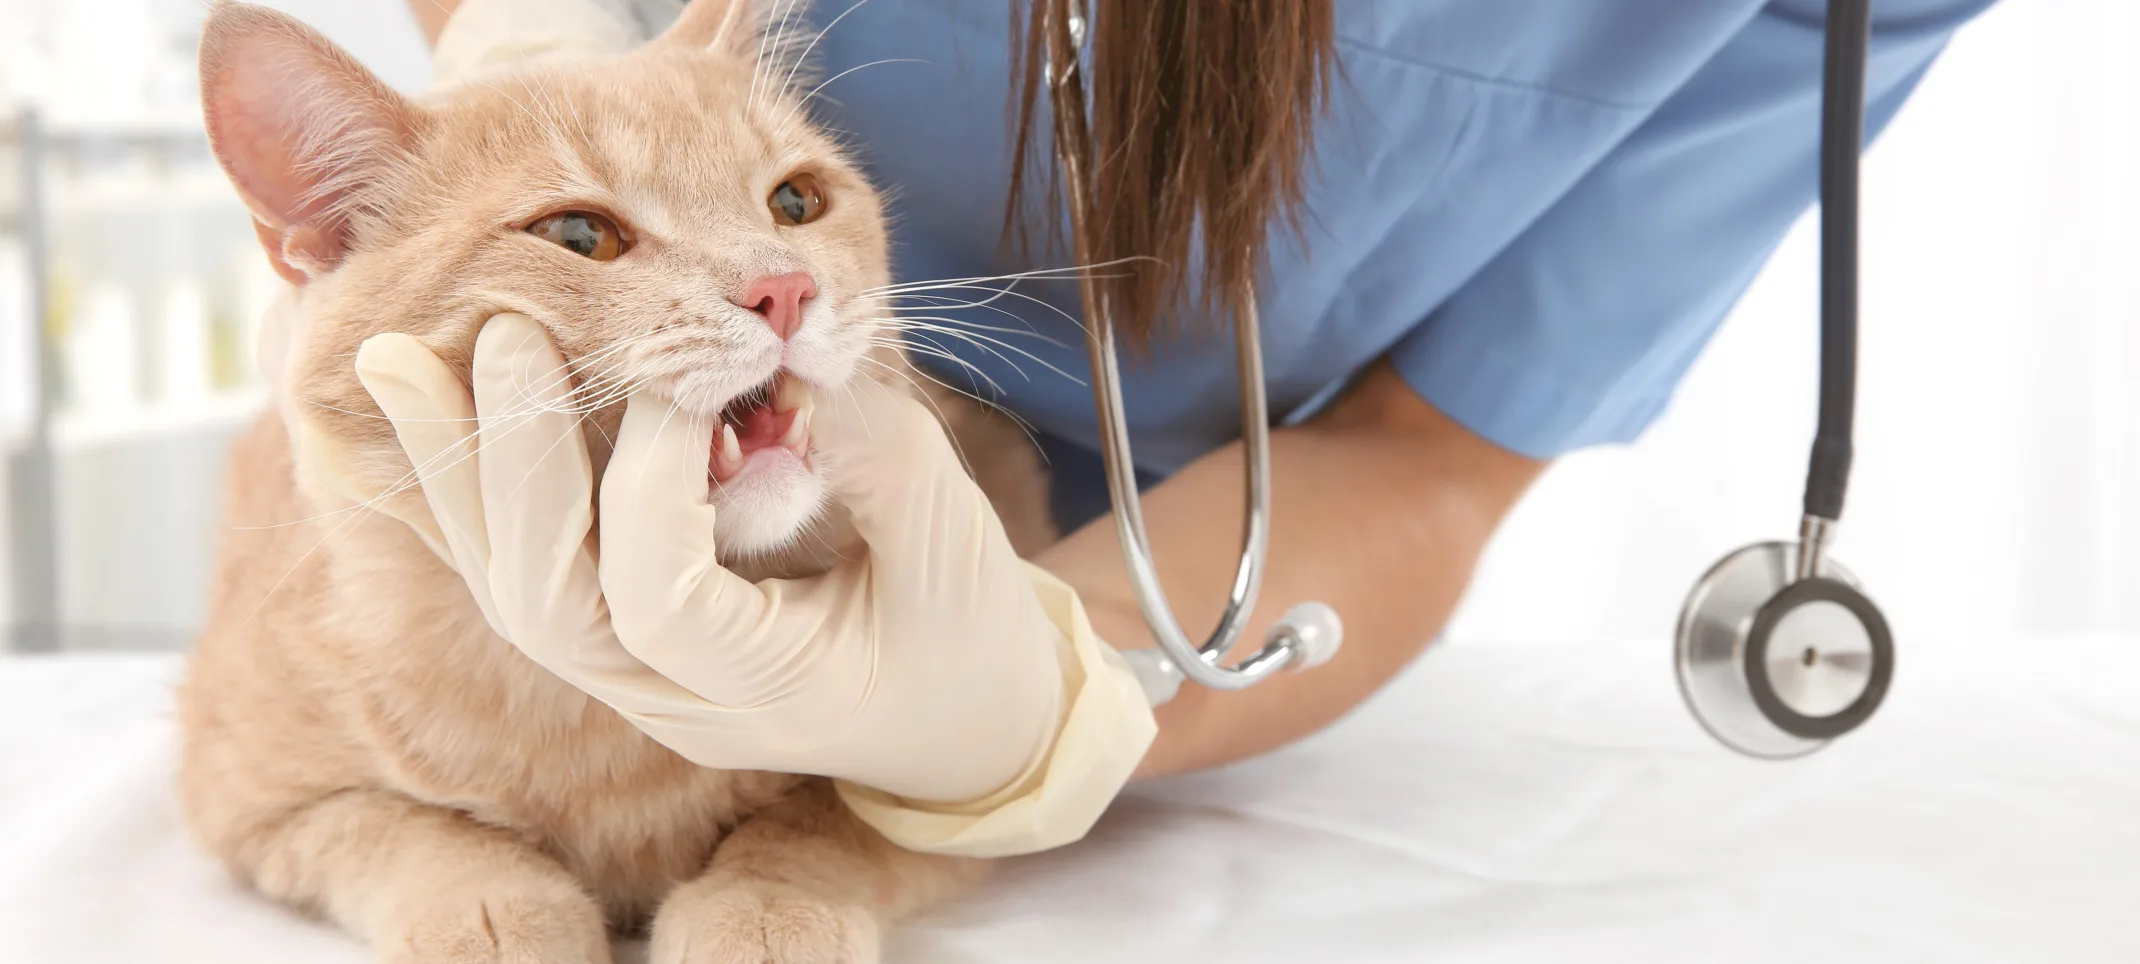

341,315,1155,857
431,0,648,88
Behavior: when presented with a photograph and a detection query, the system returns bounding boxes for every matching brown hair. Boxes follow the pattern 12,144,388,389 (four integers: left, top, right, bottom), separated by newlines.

1006,0,1337,342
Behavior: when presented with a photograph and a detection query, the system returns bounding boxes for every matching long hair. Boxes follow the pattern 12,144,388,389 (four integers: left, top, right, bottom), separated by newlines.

1006,0,1337,344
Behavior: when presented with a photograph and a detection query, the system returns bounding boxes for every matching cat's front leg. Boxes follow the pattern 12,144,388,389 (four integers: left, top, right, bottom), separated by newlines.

215,787,612,964
649,780,987,964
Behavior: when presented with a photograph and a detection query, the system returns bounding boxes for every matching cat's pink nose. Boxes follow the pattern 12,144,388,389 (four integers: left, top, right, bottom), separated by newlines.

733,272,816,341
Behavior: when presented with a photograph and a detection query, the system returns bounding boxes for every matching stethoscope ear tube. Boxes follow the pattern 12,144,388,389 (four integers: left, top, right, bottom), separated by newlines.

1042,0,1345,705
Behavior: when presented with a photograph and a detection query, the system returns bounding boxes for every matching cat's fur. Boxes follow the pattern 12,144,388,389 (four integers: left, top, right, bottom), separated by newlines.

176,2,1053,961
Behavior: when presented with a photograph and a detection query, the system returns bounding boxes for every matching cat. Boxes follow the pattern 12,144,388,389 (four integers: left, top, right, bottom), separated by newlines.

175,2,1055,962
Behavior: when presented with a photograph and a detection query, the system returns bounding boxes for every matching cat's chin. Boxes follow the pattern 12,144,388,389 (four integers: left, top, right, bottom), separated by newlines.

709,449,829,557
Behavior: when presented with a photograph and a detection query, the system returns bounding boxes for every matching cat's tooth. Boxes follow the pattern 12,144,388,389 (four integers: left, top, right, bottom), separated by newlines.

779,394,813,449
716,423,743,477
772,374,812,414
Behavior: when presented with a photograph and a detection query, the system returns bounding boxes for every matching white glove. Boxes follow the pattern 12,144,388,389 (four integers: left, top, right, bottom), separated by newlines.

334,315,1155,857
430,0,648,88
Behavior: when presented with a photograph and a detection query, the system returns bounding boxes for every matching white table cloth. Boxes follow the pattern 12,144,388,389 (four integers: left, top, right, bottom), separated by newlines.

4,632,2134,962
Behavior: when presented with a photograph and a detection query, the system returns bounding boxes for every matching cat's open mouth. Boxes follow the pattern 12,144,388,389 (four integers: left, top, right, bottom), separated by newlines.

711,371,815,483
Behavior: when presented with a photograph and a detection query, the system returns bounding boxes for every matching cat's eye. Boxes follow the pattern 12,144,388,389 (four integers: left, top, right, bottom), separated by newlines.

528,211,627,260
769,174,827,226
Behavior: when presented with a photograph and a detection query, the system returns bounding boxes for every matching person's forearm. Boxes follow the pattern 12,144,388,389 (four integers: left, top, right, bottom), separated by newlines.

408,0,461,45
1036,363,1545,781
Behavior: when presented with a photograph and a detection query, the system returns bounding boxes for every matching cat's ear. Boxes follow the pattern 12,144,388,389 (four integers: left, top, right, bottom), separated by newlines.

656,0,779,55
199,1,417,284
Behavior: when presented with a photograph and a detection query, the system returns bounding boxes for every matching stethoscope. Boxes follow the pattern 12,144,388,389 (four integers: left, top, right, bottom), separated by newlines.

1043,0,1892,759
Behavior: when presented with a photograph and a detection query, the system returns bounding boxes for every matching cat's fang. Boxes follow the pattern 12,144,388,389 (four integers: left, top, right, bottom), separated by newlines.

778,397,812,450
714,422,744,481
772,373,813,414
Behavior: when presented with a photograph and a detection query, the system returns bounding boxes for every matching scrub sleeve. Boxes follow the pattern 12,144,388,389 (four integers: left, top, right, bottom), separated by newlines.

1390,2,1991,460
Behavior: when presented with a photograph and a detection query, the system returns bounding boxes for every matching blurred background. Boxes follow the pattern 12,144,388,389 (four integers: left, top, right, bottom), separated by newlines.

0,0,2132,656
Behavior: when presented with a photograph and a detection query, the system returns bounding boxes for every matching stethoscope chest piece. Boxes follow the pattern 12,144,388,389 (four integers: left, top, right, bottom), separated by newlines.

1674,541,1894,759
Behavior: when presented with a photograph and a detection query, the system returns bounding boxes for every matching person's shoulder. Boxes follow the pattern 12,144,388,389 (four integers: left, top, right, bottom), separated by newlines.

1337,0,1771,111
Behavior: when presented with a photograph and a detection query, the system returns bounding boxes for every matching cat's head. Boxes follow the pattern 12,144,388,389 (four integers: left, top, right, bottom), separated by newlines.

202,0,893,560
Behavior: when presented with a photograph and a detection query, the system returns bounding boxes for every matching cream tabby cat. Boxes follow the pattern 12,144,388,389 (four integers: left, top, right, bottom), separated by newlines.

176,2,1053,962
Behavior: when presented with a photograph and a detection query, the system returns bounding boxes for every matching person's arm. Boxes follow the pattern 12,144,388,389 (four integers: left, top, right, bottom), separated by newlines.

1039,361,1545,781
1045,0,1995,783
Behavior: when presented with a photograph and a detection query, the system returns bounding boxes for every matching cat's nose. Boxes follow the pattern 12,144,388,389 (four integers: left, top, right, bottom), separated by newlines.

732,272,817,341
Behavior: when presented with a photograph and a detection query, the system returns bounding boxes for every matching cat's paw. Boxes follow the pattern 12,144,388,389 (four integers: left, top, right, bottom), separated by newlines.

649,878,879,964
379,877,612,964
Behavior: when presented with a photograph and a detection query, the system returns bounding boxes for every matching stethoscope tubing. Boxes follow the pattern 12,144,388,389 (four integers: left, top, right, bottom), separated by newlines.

1042,0,1333,695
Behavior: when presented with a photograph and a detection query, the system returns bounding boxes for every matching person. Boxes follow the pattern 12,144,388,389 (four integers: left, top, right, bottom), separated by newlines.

340,0,1996,856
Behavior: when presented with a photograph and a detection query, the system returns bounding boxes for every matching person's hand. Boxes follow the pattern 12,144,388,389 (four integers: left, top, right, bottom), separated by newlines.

430,0,646,88
336,314,1154,856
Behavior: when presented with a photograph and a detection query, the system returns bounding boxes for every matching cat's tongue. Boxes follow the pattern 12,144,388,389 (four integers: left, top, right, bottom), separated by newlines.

710,373,815,483
732,403,798,454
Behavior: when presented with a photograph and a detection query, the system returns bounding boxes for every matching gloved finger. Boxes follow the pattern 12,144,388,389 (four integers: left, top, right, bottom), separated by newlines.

467,314,616,667
354,332,499,628
598,390,788,702
432,0,646,90
815,377,1020,573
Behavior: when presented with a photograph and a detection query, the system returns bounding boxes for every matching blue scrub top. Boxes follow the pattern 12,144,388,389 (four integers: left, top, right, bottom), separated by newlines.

655,0,1998,530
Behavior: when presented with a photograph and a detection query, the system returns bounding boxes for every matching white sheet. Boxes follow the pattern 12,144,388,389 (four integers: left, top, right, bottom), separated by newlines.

4,633,2136,963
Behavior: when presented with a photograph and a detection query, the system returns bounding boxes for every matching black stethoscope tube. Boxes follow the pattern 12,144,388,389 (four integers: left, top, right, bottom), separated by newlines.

1807,0,1870,524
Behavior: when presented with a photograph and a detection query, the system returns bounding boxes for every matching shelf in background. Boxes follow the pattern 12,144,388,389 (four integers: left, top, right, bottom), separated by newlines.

52,388,269,450
32,109,207,144
46,172,242,216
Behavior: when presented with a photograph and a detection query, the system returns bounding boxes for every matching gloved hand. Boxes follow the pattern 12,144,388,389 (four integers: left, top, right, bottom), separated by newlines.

430,0,648,88
338,314,1154,857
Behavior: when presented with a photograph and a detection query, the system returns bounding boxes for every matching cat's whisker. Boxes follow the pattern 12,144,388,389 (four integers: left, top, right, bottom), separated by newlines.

876,330,1030,387
295,397,474,426
289,330,672,430
631,394,690,501
491,407,610,509
229,406,552,627
314,379,626,537
560,359,665,414
777,0,875,111
256,343,669,535
870,341,993,389
776,58,932,132
751,0,808,113
240,402,512,532
857,352,1047,456
868,335,1010,396
857,257,1155,296
852,356,980,470
747,0,776,109
586,410,617,449
558,334,670,384
855,284,1099,337
873,293,1061,328
859,346,1015,429
833,379,873,445
881,318,1087,386
878,310,1071,348
235,488,390,633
